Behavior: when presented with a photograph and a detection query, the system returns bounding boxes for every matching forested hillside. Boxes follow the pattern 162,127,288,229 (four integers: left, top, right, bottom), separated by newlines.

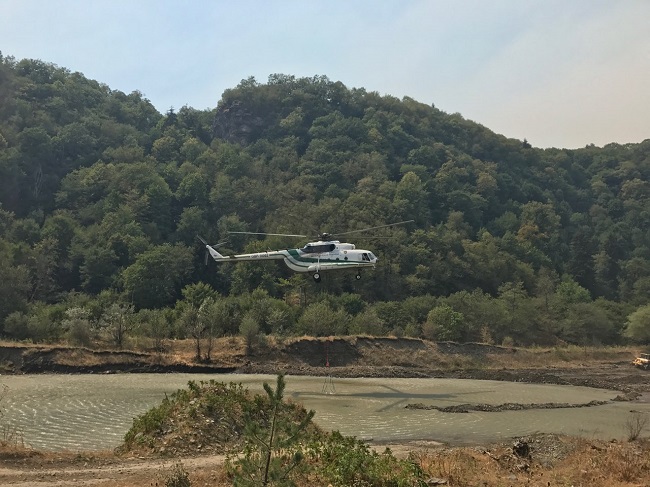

1,54,649,349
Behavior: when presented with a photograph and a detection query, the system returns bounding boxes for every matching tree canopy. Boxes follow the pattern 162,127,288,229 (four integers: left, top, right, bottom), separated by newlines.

1,54,649,346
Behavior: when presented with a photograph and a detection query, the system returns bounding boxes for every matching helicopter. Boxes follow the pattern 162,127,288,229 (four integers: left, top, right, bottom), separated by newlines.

197,221,413,282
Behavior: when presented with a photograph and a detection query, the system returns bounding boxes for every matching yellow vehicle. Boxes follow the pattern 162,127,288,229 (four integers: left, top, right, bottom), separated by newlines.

633,353,650,370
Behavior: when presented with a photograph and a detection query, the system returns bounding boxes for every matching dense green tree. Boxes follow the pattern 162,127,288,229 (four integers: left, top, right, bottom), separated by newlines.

0,250,31,325
136,308,172,352
240,313,261,356
348,309,386,336
566,226,596,292
535,266,559,312
393,171,429,225
297,302,349,337
79,245,118,293
121,244,193,309
62,307,93,346
3,311,31,341
181,282,217,308
624,304,650,344
555,277,591,306
29,237,61,302
561,302,617,345
422,304,465,341
210,297,244,335
443,290,508,343
497,281,534,342
99,303,136,349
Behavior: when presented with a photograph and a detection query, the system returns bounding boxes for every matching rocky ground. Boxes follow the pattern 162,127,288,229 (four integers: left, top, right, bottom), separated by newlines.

1,337,649,486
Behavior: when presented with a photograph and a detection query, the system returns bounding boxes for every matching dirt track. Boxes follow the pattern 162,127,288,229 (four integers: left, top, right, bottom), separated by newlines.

0,452,227,487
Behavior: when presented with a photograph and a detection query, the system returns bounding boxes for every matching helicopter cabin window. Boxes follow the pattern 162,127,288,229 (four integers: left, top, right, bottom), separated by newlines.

362,253,370,261
302,243,336,254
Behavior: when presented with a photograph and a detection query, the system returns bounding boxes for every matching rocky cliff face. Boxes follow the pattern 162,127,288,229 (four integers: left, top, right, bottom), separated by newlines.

212,100,264,145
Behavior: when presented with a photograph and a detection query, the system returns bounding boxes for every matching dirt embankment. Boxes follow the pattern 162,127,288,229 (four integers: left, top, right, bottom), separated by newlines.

0,344,236,374
1,337,506,374
1,337,647,397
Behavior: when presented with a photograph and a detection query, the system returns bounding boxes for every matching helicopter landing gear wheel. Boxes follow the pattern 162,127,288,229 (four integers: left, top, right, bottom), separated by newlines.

355,272,362,280
312,272,321,283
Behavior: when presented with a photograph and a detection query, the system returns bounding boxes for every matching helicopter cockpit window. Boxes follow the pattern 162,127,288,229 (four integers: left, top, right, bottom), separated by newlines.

302,243,336,254
362,253,370,261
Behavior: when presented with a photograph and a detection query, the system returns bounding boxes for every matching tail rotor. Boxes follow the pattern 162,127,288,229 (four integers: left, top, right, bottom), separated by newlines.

196,236,228,265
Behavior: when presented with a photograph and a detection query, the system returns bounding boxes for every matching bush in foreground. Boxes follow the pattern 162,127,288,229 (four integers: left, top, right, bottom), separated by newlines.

121,377,426,486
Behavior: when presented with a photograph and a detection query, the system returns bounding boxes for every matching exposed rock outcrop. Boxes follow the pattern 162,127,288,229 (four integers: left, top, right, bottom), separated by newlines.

212,100,263,145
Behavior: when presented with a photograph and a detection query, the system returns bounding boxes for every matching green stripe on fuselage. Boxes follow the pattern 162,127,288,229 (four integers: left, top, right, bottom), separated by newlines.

285,249,362,266
286,249,318,262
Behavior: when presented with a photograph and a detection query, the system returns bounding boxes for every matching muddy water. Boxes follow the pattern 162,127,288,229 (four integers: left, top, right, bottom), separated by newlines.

1,374,647,451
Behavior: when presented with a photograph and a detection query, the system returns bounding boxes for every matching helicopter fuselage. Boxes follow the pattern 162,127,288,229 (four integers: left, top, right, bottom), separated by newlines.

205,240,377,279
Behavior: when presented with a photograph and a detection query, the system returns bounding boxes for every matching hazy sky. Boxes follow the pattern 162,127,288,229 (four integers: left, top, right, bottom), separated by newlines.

1,0,649,149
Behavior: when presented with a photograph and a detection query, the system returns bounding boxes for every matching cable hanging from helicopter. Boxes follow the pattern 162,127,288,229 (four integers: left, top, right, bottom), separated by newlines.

197,220,413,283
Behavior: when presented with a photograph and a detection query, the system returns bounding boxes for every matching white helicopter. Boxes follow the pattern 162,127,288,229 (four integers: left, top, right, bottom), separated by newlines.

198,221,412,282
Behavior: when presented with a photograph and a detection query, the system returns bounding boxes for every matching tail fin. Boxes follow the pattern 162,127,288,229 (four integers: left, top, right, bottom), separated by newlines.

196,235,226,262
206,245,226,260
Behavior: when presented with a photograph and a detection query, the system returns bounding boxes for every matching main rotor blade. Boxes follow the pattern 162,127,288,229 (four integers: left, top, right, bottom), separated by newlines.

334,220,415,237
196,235,229,247
228,231,307,238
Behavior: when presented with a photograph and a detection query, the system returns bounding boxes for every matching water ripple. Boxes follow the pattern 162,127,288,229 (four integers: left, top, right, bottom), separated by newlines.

0,373,646,451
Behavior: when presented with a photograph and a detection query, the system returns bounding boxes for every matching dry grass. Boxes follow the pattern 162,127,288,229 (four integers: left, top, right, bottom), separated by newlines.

306,338,640,371
353,341,638,371
4,336,640,372
352,337,491,369
184,466,232,487
484,345,637,370
0,339,54,348
21,337,248,369
548,439,650,486
625,411,650,441
414,436,650,487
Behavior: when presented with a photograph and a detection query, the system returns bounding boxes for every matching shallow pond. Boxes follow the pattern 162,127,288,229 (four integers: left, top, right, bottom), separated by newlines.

1,373,647,451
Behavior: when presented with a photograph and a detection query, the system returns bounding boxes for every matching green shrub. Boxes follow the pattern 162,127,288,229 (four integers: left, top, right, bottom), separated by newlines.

309,431,427,487
123,396,173,445
122,380,253,453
